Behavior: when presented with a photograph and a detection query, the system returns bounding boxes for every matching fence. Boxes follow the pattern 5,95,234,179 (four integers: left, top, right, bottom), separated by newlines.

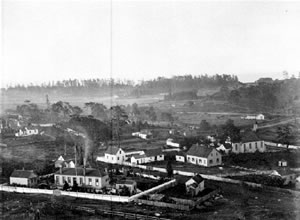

136,199,190,211
129,179,177,201
194,188,221,205
0,185,130,202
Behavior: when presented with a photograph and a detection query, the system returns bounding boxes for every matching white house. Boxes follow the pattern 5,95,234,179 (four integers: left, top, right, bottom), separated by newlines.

15,127,39,137
175,151,186,162
185,174,205,196
242,114,265,120
55,167,109,189
166,138,180,148
132,130,153,140
216,143,232,154
10,170,38,187
130,148,164,165
130,154,147,165
232,132,265,154
186,144,222,167
104,146,126,164
278,159,287,167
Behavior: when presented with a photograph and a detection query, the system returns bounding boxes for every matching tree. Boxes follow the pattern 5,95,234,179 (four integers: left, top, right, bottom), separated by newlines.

166,160,173,178
221,119,241,142
72,180,78,191
277,124,296,150
63,181,70,190
199,120,210,131
228,90,241,104
84,102,107,120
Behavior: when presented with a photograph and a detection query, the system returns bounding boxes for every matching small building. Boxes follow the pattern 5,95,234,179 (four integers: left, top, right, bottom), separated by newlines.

243,114,265,121
186,144,222,167
116,179,137,194
144,148,165,163
216,143,232,154
185,174,205,196
54,167,109,189
15,127,39,137
175,151,186,162
278,159,287,167
10,170,38,187
104,146,126,164
166,138,180,148
130,154,147,165
296,176,300,190
232,131,265,154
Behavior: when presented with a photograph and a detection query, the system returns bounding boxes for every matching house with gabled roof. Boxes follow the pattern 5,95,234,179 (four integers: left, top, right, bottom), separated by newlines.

54,167,109,189
10,169,38,187
104,146,126,164
175,151,186,162
186,144,222,167
185,174,205,196
232,131,265,154
144,148,164,163
216,143,232,154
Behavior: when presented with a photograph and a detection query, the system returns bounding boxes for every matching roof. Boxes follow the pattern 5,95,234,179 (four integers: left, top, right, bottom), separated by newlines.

55,168,107,177
116,180,136,185
192,174,204,183
186,144,214,158
131,154,146,159
176,151,186,156
10,170,37,179
105,146,122,155
223,143,232,150
144,148,163,157
240,131,260,143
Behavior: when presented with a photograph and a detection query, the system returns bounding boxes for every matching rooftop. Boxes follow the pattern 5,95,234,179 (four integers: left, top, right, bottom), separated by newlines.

116,179,136,185
187,144,214,158
55,168,107,177
105,146,122,155
10,170,37,179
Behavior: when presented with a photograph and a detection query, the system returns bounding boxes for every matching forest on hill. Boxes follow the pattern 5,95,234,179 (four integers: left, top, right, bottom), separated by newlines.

1,74,239,97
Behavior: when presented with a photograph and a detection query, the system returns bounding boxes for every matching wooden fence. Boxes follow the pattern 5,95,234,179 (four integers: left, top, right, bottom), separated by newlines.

136,199,191,211
129,179,177,201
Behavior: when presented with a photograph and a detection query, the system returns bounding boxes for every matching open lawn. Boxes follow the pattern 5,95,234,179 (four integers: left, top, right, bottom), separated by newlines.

147,160,248,175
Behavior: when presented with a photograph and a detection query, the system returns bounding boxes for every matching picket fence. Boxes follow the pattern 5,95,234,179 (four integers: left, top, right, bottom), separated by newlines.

0,185,130,202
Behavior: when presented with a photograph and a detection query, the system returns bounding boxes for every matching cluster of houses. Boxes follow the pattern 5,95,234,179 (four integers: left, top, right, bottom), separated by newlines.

99,146,165,165
0,114,39,137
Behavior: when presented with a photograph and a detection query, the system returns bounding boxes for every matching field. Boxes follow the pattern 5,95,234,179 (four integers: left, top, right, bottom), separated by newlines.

1,179,299,220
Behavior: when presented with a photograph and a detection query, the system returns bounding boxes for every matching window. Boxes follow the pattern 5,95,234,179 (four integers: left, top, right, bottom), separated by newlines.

198,159,202,164
106,155,109,159
255,142,257,148
209,159,213,164
62,176,66,183
117,157,119,160
192,158,195,162
67,177,71,183
249,143,251,150
73,177,76,184
96,179,99,186
217,158,219,163
55,176,60,184
80,177,83,185
187,157,190,161
88,178,92,186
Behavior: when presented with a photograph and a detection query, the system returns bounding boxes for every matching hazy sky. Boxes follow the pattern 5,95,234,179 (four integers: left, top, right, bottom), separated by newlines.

1,0,300,87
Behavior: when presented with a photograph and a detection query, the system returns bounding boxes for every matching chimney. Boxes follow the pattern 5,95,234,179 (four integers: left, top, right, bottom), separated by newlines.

83,159,86,176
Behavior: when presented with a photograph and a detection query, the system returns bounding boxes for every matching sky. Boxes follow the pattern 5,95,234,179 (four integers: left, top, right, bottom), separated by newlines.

1,0,300,87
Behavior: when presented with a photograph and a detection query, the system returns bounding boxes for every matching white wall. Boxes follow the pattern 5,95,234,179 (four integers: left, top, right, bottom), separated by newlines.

10,177,28,186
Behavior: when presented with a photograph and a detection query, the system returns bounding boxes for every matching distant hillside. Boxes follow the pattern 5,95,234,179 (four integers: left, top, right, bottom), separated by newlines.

1,74,240,104
211,78,300,113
